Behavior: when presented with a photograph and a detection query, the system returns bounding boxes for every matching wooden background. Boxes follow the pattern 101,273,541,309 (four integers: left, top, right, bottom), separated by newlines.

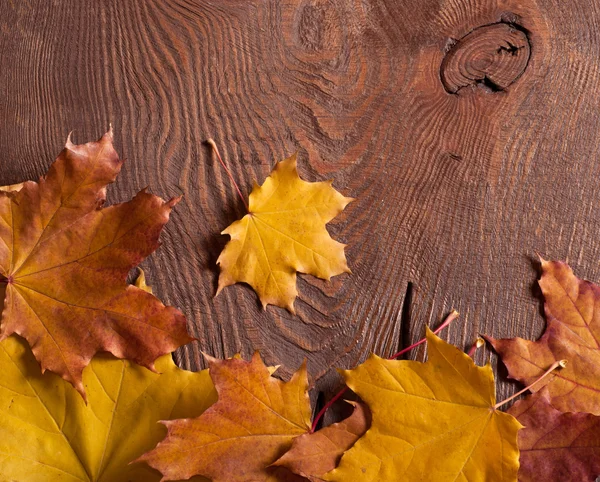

1,0,600,416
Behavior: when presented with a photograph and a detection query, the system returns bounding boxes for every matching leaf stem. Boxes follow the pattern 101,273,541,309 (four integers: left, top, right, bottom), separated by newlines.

310,310,459,433
310,387,348,433
467,337,484,358
389,310,459,360
493,359,567,410
207,139,249,212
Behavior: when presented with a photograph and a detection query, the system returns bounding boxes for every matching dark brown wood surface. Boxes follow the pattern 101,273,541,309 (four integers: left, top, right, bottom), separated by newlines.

1,0,600,411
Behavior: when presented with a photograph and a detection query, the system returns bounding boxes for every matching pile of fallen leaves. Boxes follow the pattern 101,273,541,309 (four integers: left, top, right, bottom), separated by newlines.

0,131,598,481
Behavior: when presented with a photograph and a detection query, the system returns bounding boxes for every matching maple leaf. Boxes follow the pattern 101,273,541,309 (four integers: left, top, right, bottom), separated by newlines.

0,182,24,192
216,153,353,313
486,259,600,414
508,388,600,482
323,328,522,482
274,402,370,481
139,352,312,481
135,268,154,293
0,130,193,396
0,334,215,481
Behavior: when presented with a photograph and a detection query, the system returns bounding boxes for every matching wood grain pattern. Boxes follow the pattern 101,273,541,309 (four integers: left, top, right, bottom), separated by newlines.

1,0,600,415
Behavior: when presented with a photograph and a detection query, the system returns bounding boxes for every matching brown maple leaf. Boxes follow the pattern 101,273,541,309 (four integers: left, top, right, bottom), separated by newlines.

0,130,193,396
508,388,600,482
274,402,370,481
139,352,312,482
486,259,600,414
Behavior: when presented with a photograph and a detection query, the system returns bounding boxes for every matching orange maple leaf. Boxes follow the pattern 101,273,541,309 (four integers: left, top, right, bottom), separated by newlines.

0,130,193,396
487,259,600,414
140,352,312,481
274,402,370,481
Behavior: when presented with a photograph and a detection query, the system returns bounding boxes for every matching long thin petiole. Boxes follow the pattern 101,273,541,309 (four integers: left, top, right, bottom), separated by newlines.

310,310,459,433
389,310,459,360
310,387,348,433
494,359,567,410
207,139,249,212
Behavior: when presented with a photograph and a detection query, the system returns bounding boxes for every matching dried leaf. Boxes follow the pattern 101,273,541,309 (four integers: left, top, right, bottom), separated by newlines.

0,130,193,396
508,388,600,482
0,335,215,481
324,328,522,482
216,154,352,313
135,268,153,293
487,259,600,414
0,182,24,192
140,352,312,481
274,402,370,481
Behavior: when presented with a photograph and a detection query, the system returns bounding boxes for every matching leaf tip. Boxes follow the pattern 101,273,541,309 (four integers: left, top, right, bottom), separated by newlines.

165,195,183,210
65,131,75,149
251,350,265,366
76,385,89,404
201,351,218,365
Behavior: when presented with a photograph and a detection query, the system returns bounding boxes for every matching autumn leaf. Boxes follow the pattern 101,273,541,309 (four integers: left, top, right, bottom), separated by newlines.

216,152,353,313
0,334,215,481
323,328,522,482
0,130,193,396
508,388,600,482
274,402,370,481
486,259,600,414
135,268,154,293
140,352,312,481
0,182,24,192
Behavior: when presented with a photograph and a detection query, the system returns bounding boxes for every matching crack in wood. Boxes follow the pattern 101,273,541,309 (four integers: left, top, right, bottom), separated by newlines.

397,281,414,359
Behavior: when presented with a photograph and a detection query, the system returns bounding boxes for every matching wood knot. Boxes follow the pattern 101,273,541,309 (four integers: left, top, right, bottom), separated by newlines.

297,3,327,51
440,22,530,94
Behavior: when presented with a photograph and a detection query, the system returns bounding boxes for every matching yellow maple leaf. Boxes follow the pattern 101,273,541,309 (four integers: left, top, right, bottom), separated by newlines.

0,334,215,481
216,154,353,313
324,328,522,482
